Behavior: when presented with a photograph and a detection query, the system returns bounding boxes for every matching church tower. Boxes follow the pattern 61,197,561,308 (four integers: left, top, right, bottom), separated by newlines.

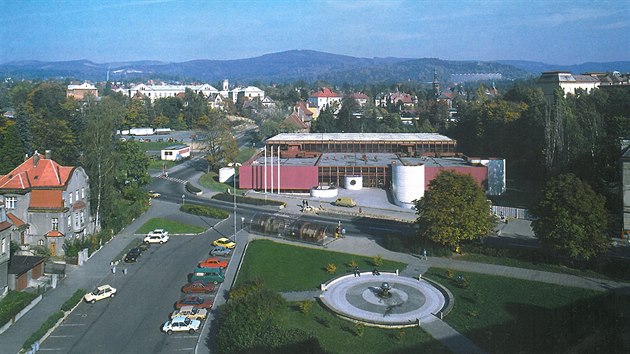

432,69,440,98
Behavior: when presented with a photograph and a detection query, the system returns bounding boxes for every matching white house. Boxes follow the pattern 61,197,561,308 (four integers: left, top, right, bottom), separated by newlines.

161,145,191,161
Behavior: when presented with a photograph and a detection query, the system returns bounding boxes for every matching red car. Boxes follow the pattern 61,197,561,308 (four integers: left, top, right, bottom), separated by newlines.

175,296,213,309
198,257,228,269
181,281,217,294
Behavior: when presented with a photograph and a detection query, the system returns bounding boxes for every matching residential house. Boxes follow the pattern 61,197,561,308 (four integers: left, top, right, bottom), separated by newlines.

375,92,416,109
207,93,226,110
0,151,94,257
350,92,369,107
308,87,342,114
536,71,601,103
293,101,315,125
116,83,219,103
283,112,310,133
219,80,265,103
66,82,98,100
0,202,11,298
261,96,276,108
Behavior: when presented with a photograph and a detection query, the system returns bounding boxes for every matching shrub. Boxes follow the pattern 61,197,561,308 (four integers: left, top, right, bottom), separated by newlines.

61,289,86,312
23,311,64,350
0,291,38,327
326,263,337,274
185,182,202,194
180,204,229,219
446,269,455,279
348,259,358,268
298,300,314,315
229,278,265,301
394,330,407,342
372,255,383,267
355,323,365,337
454,274,470,288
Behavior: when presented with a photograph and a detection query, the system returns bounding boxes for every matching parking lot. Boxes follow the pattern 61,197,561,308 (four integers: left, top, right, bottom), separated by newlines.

38,226,233,354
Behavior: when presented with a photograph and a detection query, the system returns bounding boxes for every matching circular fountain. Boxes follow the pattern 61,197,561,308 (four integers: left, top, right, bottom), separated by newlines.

320,273,447,327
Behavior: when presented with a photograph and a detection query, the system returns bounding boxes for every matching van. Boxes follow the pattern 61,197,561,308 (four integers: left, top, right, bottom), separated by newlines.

334,197,356,208
190,267,225,284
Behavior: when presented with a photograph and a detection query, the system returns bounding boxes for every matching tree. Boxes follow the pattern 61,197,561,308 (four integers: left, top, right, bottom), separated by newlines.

415,170,495,248
531,173,609,261
0,124,25,174
201,109,238,171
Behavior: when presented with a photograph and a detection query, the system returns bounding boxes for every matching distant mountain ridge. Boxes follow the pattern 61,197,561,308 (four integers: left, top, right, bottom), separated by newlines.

1,50,628,84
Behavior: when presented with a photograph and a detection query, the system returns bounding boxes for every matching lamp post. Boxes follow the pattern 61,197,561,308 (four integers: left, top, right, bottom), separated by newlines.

182,194,185,205
229,163,242,241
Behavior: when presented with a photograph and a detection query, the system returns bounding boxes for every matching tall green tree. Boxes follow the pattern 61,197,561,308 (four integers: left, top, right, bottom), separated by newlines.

531,173,609,261
201,109,238,171
0,124,26,173
415,170,495,248
311,107,336,133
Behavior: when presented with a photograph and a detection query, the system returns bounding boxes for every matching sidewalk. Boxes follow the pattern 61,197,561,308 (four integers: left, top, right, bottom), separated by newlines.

0,209,158,353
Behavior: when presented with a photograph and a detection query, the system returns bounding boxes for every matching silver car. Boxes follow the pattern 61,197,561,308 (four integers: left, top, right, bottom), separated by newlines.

210,246,231,257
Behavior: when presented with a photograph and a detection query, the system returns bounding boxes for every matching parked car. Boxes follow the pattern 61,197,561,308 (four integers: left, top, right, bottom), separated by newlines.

190,268,225,284
210,246,231,257
170,305,207,320
174,296,213,309
144,229,169,244
124,248,142,263
162,316,201,335
212,237,236,249
148,190,161,198
198,257,228,269
84,285,117,303
334,197,356,207
182,281,216,294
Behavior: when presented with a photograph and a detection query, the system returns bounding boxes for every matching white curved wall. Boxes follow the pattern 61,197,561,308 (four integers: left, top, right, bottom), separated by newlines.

311,186,338,198
344,176,363,190
218,167,235,183
391,165,425,209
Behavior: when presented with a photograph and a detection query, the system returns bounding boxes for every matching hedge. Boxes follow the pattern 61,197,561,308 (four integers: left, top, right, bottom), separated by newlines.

0,291,38,327
61,289,86,312
212,193,285,207
180,204,229,219
22,311,64,350
185,182,202,194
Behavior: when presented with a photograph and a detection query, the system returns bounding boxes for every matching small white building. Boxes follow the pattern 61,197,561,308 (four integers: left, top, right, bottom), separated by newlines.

161,145,191,161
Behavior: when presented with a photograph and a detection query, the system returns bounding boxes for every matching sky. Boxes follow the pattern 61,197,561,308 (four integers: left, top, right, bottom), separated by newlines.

1,0,629,65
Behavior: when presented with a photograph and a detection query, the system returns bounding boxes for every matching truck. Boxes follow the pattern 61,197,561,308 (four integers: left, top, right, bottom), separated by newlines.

129,127,155,136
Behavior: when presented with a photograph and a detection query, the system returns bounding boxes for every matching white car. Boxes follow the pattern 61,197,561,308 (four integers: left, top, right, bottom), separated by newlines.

144,229,169,244
84,285,116,303
170,305,208,320
162,316,201,335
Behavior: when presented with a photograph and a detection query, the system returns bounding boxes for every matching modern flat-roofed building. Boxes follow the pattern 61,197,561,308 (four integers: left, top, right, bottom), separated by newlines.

239,133,505,208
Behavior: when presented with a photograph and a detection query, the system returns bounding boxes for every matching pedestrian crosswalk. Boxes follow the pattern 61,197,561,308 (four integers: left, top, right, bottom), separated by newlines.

157,174,187,184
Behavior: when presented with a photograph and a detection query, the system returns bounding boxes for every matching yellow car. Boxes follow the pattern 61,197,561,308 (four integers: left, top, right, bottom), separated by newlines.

212,237,236,249
148,191,161,198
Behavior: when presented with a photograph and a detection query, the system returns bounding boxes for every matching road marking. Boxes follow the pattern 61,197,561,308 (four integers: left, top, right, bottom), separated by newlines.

48,335,75,338
60,323,86,326
175,348,195,351
37,349,65,351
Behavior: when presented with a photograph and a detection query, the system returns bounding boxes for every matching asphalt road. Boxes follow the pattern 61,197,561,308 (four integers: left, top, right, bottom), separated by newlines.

38,219,235,354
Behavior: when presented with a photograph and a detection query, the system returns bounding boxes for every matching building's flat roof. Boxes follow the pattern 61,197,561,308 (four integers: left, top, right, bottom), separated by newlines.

247,153,474,168
266,133,455,143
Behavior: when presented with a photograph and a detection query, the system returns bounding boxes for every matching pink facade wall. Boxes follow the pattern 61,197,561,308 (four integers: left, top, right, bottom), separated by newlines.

239,165,319,191
424,166,488,189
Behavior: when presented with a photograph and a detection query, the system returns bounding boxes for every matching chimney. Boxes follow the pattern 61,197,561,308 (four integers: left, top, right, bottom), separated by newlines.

45,150,51,159
33,150,40,167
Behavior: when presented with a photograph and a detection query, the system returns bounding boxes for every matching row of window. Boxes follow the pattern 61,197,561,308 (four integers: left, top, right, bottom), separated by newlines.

51,211,84,231
3,188,86,210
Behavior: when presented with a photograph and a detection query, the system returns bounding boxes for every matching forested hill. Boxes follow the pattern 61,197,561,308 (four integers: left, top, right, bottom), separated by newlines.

1,50,627,84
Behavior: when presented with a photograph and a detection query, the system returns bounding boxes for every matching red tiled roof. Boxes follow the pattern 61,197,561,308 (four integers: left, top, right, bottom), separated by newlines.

284,112,309,130
294,101,314,116
310,87,341,98
29,190,64,210
7,213,26,228
351,92,369,100
390,92,413,104
0,155,74,190
45,230,64,237
0,221,11,232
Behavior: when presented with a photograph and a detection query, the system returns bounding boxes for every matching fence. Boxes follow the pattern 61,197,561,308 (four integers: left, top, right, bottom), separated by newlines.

491,205,530,220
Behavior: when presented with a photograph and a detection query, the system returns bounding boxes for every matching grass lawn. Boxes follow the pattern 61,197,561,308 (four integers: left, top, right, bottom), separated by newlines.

275,301,450,354
148,159,177,170
137,141,178,151
135,218,205,234
424,268,630,353
237,239,407,292
457,252,624,280
199,172,247,194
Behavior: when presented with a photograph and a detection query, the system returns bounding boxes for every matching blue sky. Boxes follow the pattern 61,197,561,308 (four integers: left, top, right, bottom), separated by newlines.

1,0,628,64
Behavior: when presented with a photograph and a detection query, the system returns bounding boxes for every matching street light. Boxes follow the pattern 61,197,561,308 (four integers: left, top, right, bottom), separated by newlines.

229,163,242,240
182,194,186,205
241,216,245,231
